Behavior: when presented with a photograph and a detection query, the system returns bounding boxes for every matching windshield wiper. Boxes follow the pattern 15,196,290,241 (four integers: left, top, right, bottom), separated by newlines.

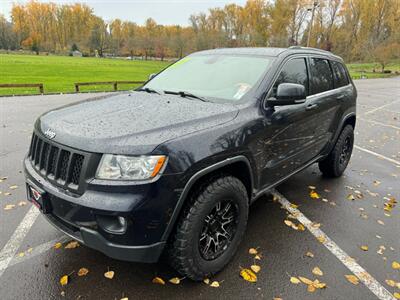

164,90,208,102
137,87,161,95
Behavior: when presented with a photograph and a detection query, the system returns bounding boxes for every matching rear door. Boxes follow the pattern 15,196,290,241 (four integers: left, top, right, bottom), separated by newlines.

306,57,342,155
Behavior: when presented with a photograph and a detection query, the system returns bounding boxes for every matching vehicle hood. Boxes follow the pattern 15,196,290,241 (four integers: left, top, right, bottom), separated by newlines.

37,92,239,154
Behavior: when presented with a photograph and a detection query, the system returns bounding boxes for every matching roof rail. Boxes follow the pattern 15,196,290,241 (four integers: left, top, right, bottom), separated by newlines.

288,46,332,54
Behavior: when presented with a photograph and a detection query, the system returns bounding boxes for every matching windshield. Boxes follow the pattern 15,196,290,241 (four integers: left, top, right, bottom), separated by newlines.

144,54,273,102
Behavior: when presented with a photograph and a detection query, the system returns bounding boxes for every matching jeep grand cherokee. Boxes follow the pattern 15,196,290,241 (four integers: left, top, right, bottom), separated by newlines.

24,47,356,280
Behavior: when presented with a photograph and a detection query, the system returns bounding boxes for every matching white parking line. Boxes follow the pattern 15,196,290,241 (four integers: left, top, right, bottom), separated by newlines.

354,145,400,166
0,236,71,272
0,206,40,277
273,190,396,300
363,99,400,116
358,118,400,130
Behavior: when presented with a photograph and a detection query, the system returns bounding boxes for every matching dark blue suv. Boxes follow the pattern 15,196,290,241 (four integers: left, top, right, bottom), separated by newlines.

24,47,356,280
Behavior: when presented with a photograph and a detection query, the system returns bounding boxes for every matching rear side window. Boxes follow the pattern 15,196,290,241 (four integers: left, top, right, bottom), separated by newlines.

272,58,309,96
309,58,333,94
331,61,349,88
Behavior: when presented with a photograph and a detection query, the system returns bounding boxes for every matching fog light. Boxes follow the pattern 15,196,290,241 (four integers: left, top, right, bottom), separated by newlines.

118,216,127,228
97,215,128,234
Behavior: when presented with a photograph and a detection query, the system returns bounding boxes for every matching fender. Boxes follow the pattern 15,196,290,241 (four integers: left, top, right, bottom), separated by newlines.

161,155,254,242
322,112,356,158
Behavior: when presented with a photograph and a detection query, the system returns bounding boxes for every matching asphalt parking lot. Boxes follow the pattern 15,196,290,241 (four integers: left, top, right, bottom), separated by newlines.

0,77,399,300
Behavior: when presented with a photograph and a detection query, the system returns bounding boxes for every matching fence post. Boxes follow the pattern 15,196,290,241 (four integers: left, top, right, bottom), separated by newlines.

39,84,44,94
113,82,118,91
75,84,79,92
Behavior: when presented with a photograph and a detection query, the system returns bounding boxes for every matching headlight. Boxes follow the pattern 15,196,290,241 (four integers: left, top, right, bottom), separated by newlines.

96,155,167,180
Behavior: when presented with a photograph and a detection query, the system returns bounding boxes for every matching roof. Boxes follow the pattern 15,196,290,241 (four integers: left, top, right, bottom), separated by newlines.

192,46,342,60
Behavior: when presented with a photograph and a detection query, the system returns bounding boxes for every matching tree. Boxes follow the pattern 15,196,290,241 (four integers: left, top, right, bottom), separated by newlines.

374,43,399,72
88,17,108,57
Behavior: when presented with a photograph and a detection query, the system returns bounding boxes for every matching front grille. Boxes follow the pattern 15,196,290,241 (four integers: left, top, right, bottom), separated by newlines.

28,132,86,193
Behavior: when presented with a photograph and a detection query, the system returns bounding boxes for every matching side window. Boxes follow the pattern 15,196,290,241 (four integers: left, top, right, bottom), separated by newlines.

331,61,349,88
272,58,309,96
309,58,333,95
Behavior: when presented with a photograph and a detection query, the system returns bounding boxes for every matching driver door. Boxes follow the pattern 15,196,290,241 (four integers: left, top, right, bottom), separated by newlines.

258,57,320,188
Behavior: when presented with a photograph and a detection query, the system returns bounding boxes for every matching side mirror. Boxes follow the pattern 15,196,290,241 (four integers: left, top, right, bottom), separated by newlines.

148,73,157,80
267,83,306,106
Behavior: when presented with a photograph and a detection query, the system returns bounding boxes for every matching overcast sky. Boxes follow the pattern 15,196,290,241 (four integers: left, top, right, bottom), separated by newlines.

1,0,248,25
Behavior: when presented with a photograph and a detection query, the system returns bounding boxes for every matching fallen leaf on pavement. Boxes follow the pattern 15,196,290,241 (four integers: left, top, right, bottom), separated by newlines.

9,185,18,190
290,277,301,284
306,251,314,258
377,220,385,225
385,279,395,287
203,278,210,285
317,236,326,244
345,275,359,285
394,292,400,299
297,224,305,231
4,204,15,210
299,276,313,285
311,222,321,229
18,201,27,206
249,248,258,255
78,268,89,276
54,242,62,249
360,245,368,251
307,284,316,293
254,255,261,260
104,271,115,280
65,241,79,249
312,267,323,276
310,190,320,199
240,268,257,283
210,281,220,287
152,276,165,285
392,261,400,270
169,277,181,285
60,275,68,286
251,265,261,273
347,194,355,201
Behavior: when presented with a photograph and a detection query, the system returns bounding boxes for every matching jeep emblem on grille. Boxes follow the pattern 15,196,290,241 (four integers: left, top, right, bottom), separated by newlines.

44,128,56,139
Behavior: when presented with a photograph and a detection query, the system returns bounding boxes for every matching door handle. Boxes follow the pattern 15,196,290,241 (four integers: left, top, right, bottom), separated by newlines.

336,95,345,100
306,104,318,111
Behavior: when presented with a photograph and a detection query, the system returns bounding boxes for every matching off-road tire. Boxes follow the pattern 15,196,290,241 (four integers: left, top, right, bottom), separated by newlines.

167,175,249,281
319,125,354,177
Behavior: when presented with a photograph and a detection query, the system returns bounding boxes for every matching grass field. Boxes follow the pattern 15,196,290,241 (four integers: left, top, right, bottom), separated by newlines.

347,60,400,79
0,54,169,95
0,54,399,95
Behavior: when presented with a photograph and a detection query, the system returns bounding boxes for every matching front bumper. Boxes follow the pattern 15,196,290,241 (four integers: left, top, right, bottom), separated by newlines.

24,157,182,263
44,212,165,263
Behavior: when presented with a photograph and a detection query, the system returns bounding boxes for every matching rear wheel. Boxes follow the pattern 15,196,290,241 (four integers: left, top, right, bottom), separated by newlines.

168,176,248,281
319,125,354,177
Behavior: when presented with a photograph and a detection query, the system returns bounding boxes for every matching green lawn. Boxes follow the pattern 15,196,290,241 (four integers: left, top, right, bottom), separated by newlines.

347,60,400,80
0,54,170,95
0,54,399,96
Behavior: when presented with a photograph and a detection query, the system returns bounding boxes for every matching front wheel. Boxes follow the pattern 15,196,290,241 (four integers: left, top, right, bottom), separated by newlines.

319,124,354,177
168,176,249,281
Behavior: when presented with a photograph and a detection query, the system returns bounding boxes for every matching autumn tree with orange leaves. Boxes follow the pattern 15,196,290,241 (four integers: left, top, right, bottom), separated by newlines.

0,0,398,63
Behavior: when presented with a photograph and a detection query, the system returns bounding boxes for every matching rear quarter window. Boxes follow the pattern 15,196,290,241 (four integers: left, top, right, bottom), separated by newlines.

309,58,333,95
331,61,349,88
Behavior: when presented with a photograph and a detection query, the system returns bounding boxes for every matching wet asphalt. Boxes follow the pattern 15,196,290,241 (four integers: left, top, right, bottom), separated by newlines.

0,78,399,300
